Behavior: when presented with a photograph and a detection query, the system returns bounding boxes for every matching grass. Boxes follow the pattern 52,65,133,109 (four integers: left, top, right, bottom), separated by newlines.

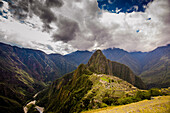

82,96,170,113
0,95,23,113
15,68,34,86
100,76,109,83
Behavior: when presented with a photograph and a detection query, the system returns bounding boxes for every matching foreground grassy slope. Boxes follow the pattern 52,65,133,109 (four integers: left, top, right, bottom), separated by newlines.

82,96,170,113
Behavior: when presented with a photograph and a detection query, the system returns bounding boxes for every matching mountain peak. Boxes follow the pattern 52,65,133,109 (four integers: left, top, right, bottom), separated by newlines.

87,50,108,67
95,49,102,53
87,49,111,75
91,49,105,57
87,49,145,89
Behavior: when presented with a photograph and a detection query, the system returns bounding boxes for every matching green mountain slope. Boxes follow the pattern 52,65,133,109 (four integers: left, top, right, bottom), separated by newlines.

87,50,145,89
139,45,170,88
36,50,145,113
0,42,76,112
102,48,142,75
0,95,23,113
63,45,170,88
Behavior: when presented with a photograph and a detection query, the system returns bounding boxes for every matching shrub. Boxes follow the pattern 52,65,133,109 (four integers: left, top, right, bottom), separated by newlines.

149,88,162,96
83,69,93,75
99,103,108,108
117,97,134,105
102,97,115,105
135,91,151,100
83,98,90,108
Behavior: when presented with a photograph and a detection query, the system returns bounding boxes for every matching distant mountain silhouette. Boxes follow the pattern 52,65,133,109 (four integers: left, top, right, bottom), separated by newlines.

64,50,92,66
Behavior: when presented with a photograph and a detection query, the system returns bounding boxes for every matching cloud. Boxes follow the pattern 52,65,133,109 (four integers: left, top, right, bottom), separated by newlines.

0,0,170,54
8,0,28,20
46,0,63,8
29,0,58,32
3,0,60,32
32,41,54,51
52,16,80,42
0,1,3,8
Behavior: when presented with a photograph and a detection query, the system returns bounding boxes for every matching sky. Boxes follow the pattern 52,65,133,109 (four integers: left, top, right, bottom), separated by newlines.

0,0,170,55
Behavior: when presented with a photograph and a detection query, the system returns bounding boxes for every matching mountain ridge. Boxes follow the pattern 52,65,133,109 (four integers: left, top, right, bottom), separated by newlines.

87,50,145,89
64,44,170,88
0,42,169,88
0,42,76,112
36,50,145,113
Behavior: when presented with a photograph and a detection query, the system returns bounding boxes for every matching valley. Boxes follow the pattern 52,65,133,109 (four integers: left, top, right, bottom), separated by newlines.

0,42,169,113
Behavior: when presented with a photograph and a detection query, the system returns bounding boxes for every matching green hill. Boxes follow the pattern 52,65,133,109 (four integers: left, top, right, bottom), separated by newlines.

0,42,76,112
64,45,170,88
36,50,145,113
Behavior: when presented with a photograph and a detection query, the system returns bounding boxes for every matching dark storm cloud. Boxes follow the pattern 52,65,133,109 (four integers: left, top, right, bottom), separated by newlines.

29,0,57,31
97,0,154,13
8,0,29,20
46,0,63,8
0,1,4,7
42,24,53,32
4,0,63,31
52,16,80,43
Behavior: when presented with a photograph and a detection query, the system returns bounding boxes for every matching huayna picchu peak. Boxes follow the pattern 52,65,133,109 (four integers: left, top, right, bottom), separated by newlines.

87,50,146,89
35,50,146,113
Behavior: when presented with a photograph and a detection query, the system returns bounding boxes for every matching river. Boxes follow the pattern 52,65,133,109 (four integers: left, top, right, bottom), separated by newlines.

23,92,44,113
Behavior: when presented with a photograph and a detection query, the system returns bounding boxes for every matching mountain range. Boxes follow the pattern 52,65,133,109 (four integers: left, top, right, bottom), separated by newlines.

0,42,76,113
0,42,169,112
64,45,170,88
36,50,145,113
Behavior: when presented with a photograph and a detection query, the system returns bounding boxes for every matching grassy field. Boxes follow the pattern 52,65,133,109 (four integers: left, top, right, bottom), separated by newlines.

82,96,170,113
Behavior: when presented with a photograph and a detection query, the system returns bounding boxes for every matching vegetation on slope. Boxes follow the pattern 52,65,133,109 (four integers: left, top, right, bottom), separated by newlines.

0,95,23,113
36,50,147,113
82,96,170,113
36,64,93,113
0,42,77,112
64,45,170,88
87,50,145,89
